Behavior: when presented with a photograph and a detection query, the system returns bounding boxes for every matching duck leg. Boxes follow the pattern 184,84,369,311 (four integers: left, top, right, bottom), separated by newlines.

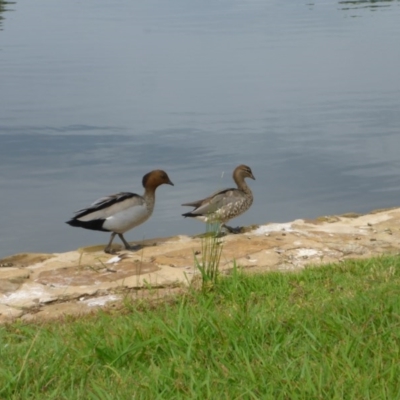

118,233,132,249
118,233,140,251
104,232,117,254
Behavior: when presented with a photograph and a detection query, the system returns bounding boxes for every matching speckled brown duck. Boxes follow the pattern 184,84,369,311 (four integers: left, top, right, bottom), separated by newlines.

66,170,174,253
182,164,255,233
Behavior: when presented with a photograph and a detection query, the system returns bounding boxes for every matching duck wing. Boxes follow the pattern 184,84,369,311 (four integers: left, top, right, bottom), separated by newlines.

183,188,238,216
73,192,144,220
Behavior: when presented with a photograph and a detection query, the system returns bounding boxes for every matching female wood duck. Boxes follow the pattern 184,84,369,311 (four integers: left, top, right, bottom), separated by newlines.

182,164,255,233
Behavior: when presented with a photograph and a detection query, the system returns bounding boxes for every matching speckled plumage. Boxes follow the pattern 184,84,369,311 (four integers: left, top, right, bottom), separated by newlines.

182,165,255,231
66,170,174,253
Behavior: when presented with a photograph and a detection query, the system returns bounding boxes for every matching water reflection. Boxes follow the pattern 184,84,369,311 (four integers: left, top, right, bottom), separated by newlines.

0,0,15,30
339,0,399,11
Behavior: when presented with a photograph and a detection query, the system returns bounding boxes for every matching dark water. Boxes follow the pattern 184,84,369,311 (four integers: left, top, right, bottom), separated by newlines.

1,0,400,258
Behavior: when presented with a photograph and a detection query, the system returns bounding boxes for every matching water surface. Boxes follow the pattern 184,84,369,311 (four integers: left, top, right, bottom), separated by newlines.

1,0,400,257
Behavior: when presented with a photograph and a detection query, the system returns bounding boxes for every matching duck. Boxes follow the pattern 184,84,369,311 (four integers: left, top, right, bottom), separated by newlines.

66,170,174,253
182,164,255,233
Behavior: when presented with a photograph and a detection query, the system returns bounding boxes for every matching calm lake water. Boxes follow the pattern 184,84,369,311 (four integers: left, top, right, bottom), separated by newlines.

1,0,400,258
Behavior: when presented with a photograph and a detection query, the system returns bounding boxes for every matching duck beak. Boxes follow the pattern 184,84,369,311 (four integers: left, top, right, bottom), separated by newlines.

168,179,174,186
250,173,255,180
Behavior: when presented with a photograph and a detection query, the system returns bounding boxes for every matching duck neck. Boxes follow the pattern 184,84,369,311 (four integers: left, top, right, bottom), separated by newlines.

143,188,156,210
234,176,252,195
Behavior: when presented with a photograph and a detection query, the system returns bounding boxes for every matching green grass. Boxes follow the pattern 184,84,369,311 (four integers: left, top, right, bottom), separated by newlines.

1,256,400,399
194,222,223,289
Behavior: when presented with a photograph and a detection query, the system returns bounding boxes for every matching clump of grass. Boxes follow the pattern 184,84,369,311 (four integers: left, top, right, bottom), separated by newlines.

1,256,400,399
194,222,223,289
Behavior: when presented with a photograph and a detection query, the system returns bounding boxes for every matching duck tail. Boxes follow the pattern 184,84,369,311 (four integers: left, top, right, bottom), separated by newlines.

65,218,108,232
182,212,198,218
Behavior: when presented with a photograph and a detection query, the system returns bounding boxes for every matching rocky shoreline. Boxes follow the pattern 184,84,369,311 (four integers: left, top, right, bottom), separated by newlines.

1,207,399,324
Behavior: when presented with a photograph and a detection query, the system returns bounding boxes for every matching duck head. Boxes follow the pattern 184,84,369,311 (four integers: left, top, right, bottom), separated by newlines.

233,164,255,181
142,170,174,190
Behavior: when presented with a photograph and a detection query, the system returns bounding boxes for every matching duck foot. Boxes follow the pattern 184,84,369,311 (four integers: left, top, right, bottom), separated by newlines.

118,233,141,252
103,244,142,254
222,224,243,234
104,246,118,254
124,244,142,252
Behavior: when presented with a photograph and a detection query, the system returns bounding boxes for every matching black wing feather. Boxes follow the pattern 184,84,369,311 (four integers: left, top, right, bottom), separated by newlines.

73,192,138,219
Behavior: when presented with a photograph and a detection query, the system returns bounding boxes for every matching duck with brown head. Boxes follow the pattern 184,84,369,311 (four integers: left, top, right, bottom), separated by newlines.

182,164,255,233
66,170,174,253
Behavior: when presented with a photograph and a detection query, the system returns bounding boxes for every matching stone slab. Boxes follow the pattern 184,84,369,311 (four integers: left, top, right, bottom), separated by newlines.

1,207,400,323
